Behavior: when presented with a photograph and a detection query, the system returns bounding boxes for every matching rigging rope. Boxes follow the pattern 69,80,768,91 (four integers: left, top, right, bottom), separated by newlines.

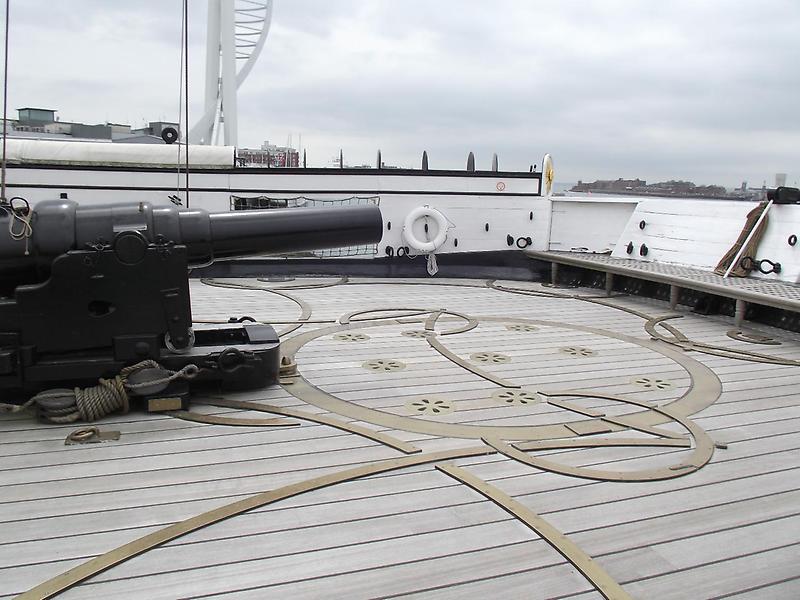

184,0,189,208
175,0,190,207
176,0,184,200
6,196,32,254
1,0,11,204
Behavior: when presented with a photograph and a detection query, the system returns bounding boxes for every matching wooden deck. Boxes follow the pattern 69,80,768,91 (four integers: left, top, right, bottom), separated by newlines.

2,276,800,599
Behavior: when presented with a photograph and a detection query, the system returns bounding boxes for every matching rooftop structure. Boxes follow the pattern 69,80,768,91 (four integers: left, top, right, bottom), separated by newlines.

4,107,175,144
237,140,299,167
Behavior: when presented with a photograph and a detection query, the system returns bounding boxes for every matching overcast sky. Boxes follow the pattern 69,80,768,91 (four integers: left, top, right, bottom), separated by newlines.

3,0,799,186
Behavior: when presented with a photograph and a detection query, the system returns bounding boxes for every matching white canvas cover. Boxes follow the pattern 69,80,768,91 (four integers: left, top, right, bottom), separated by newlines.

4,138,234,168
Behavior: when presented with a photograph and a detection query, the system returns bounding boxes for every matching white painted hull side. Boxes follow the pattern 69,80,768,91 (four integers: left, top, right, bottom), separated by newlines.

4,163,549,256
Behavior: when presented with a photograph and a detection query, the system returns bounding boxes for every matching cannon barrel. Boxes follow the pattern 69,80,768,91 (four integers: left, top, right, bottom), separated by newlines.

0,200,383,271
204,205,382,259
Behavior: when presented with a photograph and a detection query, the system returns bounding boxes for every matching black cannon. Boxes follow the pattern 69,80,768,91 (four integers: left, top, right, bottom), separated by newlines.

0,198,382,411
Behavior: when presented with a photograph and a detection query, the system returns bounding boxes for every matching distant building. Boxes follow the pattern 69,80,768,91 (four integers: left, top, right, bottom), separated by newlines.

130,121,178,139
16,107,57,126
5,107,172,144
237,141,299,167
776,173,787,187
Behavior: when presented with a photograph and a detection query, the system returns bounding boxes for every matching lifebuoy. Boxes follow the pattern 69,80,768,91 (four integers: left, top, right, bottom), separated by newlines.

402,206,448,253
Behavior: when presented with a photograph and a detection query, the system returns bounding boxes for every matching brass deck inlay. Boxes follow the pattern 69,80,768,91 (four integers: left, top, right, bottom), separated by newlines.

437,463,634,600
19,275,788,598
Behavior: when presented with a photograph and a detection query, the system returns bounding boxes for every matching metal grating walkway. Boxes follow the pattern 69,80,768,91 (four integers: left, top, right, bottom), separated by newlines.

525,250,800,311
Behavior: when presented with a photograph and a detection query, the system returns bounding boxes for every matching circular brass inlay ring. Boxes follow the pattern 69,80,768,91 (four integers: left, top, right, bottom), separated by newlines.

281,314,721,441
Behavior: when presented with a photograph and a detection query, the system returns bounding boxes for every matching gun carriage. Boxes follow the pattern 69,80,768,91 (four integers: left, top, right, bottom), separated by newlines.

0,198,382,416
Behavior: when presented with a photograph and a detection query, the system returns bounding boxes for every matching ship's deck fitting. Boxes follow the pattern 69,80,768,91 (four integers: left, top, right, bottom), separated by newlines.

525,250,800,325
2,276,800,599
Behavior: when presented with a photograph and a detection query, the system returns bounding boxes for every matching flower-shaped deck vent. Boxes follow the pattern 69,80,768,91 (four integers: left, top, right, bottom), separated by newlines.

362,359,406,372
559,346,596,357
401,330,436,339
333,333,370,342
405,397,454,416
491,389,541,405
631,376,674,390
470,352,511,364
506,324,538,332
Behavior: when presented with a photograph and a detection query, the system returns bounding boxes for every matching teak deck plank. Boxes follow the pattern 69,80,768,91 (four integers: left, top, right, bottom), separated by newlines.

1,277,799,599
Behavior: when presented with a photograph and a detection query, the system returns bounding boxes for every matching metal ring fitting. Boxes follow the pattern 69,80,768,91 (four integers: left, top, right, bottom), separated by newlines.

68,427,100,442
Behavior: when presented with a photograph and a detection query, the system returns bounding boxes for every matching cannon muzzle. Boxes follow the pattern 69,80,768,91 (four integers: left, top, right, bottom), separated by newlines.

0,200,383,272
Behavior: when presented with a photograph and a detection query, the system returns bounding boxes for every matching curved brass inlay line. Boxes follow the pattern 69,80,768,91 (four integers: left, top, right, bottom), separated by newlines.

487,280,571,299
17,446,494,600
423,309,479,335
581,297,670,322
726,329,781,345
427,336,520,389
484,391,715,482
256,276,348,290
337,279,492,290
193,319,336,325
262,288,312,337
646,315,800,366
514,437,691,451
279,316,721,440
200,398,421,455
423,309,443,331
436,463,633,600
489,280,676,322
644,315,688,344
200,279,312,337
168,411,299,428
339,307,432,324
544,397,685,440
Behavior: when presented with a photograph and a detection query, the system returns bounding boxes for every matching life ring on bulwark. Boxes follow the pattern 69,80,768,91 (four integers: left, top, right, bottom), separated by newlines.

402,206,448,253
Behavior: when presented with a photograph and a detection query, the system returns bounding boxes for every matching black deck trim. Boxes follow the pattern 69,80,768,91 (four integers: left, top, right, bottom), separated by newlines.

5,162,542,179
5,183,541,197
192,250,546,281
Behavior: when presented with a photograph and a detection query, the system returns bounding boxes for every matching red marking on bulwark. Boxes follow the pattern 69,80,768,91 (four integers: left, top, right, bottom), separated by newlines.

496,181,506,191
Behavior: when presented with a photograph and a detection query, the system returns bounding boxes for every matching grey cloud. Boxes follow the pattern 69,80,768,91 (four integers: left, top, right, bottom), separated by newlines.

2,0,798,185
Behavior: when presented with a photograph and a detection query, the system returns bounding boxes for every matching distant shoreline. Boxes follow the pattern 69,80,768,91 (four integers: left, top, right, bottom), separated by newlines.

563,189,758,201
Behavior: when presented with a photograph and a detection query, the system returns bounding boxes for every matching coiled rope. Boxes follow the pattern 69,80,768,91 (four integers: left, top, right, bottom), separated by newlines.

0,360,199,423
